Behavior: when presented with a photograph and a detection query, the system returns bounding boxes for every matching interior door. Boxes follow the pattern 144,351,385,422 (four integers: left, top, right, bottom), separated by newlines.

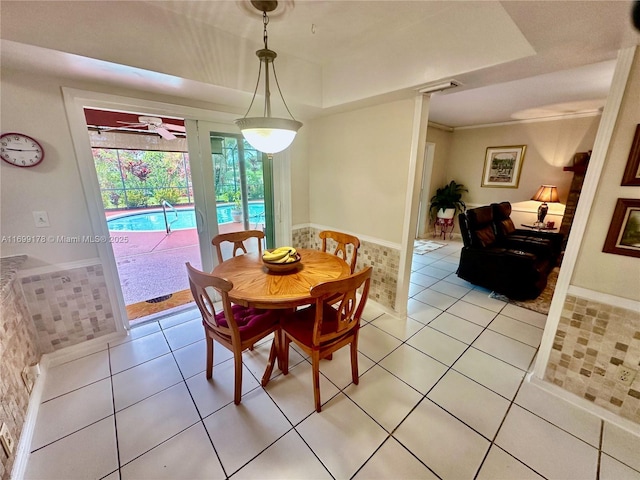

186,121,275,272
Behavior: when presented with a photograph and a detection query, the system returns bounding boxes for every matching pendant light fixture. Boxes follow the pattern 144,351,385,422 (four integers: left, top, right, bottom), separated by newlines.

235,0,302,154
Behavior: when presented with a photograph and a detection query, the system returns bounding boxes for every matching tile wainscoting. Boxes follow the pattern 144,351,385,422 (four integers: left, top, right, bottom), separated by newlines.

1,256,39,480
292,226,400,309
19,262,118,354
545,292,640,425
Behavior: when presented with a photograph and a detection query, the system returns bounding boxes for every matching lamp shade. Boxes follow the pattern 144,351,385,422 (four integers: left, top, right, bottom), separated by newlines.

531,185,559,203
235,117,303,154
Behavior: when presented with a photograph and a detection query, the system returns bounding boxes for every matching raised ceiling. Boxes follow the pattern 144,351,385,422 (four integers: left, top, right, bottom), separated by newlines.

1,1,639,128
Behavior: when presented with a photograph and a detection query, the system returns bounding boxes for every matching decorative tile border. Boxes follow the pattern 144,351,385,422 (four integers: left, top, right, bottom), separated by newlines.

20,264,117,354
292,227,400,309
545,294,640,424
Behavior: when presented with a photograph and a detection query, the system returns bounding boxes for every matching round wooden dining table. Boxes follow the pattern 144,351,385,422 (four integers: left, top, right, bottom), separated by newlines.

211,248,351,309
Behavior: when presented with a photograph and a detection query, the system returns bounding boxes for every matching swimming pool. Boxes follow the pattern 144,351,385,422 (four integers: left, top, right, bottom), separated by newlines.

107,204,265,232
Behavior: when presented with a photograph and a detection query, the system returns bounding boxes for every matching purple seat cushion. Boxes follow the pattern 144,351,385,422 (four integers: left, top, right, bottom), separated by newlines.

214,305,278,338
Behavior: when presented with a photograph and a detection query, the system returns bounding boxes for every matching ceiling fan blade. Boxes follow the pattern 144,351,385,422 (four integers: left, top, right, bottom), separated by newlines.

155,127,177,140
116,121,147,128
162,123,186,133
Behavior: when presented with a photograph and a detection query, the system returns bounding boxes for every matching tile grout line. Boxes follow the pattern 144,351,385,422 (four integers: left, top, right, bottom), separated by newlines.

162,322,231,479
107,343,122,480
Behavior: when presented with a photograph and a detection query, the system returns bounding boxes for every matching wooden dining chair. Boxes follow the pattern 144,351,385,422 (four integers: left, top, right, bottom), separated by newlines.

212,230,265,264
280,266,373,412
185,262,280,405
319,230,360,273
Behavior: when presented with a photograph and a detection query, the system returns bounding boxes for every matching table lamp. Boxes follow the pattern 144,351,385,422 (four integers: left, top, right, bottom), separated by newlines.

531,185,559,224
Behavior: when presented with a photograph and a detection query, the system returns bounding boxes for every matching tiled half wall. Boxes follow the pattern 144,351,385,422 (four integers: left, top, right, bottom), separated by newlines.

292,227,400,309
0,259,39,480
20,263,117,354
545,293,640,425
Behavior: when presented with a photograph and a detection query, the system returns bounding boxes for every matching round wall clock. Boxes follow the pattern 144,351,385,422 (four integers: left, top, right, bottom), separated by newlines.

0,132,45,167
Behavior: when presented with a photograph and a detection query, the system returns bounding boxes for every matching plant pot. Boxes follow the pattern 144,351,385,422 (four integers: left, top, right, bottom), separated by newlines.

231,209,243,222
437,208,456,220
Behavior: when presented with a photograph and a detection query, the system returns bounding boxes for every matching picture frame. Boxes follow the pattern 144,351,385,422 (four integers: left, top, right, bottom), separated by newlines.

603,198,640,258
481,145,526,188
621,124,640,186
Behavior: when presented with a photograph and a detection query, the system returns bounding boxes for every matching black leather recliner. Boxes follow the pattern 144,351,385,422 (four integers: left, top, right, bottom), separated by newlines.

492,202,563,261
457,203,562,300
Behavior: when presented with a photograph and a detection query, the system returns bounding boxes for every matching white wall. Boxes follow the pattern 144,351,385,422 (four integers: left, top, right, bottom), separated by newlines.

572,53,640,302
307,99,415,244
0,70,99,269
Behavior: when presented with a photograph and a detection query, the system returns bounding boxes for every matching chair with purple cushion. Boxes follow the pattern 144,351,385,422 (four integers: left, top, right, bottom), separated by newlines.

186,262,280,405
281,266,372,412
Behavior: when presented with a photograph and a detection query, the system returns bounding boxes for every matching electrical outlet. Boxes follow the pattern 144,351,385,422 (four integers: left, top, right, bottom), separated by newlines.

616,364,638,386
0,423,14,455
21,366,35,393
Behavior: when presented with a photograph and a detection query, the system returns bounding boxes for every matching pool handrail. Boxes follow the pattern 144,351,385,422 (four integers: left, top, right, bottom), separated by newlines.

161,200,179,234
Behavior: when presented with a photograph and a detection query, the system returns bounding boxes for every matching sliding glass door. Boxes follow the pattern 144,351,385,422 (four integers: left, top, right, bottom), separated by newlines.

187,122,275,271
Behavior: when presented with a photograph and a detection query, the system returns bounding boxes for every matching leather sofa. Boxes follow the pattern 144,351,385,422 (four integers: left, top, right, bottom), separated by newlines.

457,202,563,300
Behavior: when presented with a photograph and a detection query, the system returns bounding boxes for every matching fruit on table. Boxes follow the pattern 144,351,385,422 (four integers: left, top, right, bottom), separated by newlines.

263,246,298,263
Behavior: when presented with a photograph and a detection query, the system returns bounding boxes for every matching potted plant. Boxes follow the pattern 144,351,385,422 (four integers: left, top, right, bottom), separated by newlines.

429,180,467,220
230,191,243,222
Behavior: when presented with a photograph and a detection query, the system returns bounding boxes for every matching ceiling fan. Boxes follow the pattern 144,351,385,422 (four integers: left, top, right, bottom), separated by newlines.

115,116,186,140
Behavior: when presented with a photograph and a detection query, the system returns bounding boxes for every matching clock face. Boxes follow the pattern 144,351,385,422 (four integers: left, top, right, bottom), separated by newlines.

0,133,44,167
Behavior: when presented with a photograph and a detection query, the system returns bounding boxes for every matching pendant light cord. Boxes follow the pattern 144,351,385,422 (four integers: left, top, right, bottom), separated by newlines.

240,9,298,122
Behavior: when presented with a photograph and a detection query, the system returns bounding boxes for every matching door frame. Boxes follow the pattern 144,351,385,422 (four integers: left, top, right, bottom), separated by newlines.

188,122,277,271
62,88,290,330
416,142,436,239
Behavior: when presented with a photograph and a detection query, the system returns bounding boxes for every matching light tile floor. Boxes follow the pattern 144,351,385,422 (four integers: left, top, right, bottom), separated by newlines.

23,240,640,479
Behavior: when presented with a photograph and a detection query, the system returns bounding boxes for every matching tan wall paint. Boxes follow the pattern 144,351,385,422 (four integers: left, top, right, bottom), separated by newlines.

444,117,600,208
425,126,453,203
307,99,415,244
288,127,310,226
572,54,640,302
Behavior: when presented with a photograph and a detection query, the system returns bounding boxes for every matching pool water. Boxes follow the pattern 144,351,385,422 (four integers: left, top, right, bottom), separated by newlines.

107,204,265,231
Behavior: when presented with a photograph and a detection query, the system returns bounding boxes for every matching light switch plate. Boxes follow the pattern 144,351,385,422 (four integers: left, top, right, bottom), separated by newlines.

33,211,50,227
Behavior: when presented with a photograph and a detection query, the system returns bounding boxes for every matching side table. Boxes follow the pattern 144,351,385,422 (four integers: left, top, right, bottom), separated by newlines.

520,223,558,231
434,217,455,240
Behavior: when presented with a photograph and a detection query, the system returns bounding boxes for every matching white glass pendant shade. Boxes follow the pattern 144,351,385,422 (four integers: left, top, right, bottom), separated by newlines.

235,117,302,154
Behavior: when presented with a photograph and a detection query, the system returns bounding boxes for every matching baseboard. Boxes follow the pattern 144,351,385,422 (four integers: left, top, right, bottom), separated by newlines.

11,361,48,480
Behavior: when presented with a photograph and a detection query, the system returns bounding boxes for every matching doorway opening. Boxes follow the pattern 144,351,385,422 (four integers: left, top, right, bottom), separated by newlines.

83,109,275,323
85,108,200,321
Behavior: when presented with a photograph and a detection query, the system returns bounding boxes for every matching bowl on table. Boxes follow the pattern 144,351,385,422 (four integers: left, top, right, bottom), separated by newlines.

262,250,302,272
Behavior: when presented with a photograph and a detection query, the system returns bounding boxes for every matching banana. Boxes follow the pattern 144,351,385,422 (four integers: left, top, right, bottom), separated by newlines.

263,249,289,262
284,254,298,263
275,253,291,263
262,246,297,262
272,246,296,255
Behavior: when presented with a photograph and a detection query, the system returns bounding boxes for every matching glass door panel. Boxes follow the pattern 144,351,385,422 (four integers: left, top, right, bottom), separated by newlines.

211,134,274,247
186,120,274,271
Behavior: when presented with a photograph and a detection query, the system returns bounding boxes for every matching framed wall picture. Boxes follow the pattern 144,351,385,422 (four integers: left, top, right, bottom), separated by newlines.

481,145,526,188
603,198,640,258
621,124,640,186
